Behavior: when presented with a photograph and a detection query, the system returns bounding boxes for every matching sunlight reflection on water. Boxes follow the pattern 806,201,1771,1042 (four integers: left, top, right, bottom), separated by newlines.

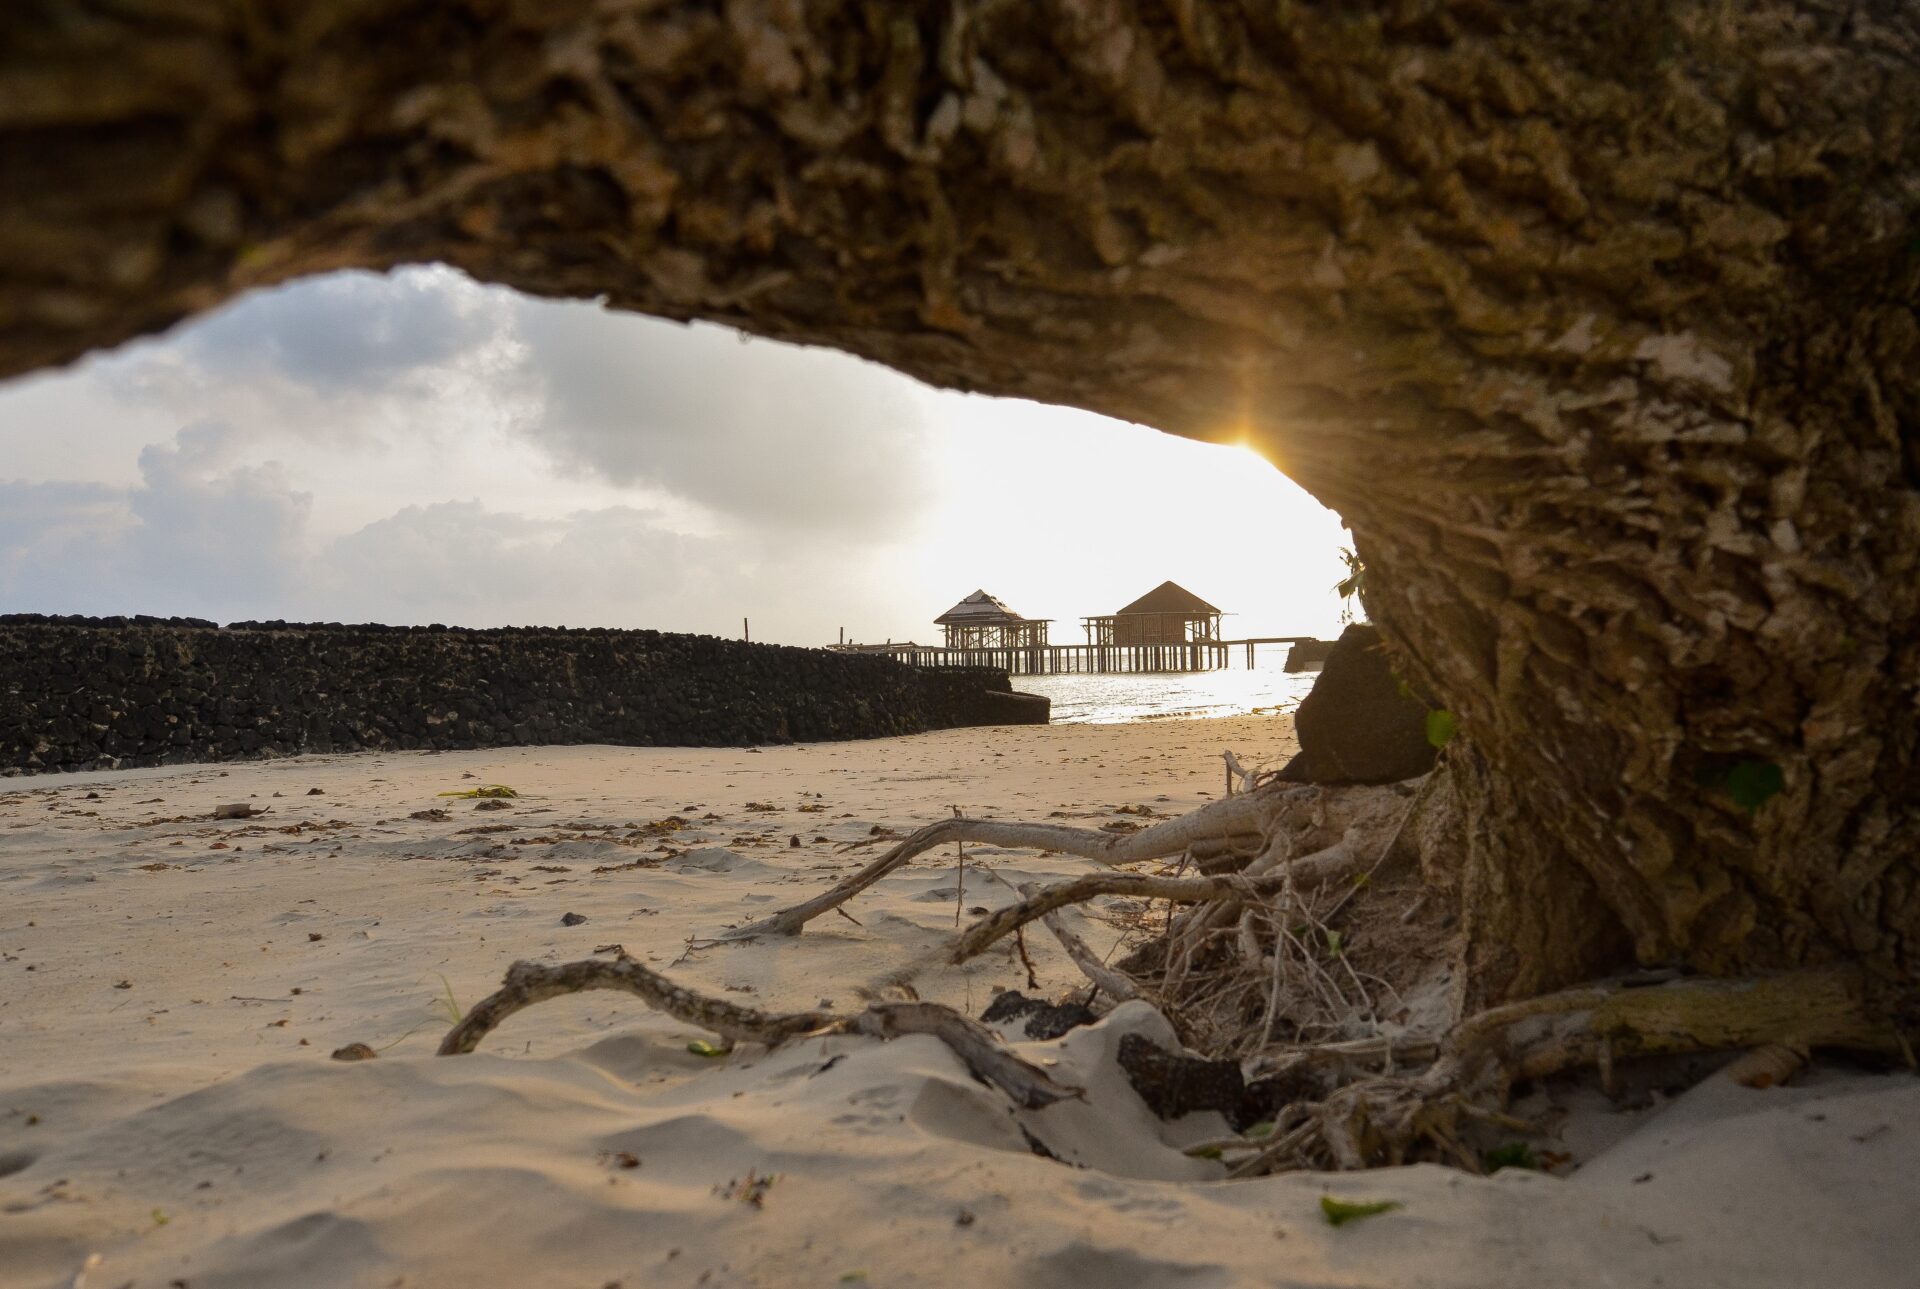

1015,656,1320,725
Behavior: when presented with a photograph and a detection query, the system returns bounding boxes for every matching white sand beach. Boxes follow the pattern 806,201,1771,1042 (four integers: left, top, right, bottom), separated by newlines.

4,719,1916,1289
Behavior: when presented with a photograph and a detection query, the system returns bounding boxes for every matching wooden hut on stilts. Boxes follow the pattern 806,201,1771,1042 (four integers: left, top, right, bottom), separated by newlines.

832,583,1253,674
931,590,1051,671
1082,581,1225,672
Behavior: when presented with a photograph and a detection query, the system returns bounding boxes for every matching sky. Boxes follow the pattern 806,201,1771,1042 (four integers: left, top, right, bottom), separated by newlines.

0,266,1352,646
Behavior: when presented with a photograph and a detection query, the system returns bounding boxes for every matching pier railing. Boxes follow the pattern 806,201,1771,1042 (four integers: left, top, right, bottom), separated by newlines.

830,637,1323,675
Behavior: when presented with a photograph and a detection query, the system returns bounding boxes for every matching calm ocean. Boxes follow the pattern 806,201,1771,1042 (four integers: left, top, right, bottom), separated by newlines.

1015,654,1319,724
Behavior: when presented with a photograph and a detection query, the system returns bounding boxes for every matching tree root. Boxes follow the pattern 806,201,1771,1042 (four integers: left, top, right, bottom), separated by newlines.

1213,966,1907,1175
730,788,1304,938
437,955,1080,1110
1445,962,1903,1091
849,1001,1079,1108
1015,879,1142,1007
437,767,1914,1182
947,866,1359,965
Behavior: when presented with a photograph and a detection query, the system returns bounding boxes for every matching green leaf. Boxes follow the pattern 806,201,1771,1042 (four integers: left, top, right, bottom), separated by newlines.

1320,1195,1402,1227
1424,709,1457,750
1724,760,1784,814
1245,1120,1277,1139
1484,1141,1537,1172
1325,929,1344,957
1334,547,1367,604
686,1039,731,1058
1184,1143,1225,1159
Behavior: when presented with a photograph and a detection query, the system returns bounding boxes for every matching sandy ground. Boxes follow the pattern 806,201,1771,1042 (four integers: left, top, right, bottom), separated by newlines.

2,718,1916,1289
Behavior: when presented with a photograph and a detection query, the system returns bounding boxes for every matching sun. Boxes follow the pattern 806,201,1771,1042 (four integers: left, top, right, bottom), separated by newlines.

909,397,1352,641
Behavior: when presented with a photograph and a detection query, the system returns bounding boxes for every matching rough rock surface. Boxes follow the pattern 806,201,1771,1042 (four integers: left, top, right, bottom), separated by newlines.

0,617,1045,774
4,3,1919,1000
1280,625,1437,786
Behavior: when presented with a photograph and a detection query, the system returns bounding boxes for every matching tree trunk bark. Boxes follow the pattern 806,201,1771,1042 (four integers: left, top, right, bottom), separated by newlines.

4,1,1917,1007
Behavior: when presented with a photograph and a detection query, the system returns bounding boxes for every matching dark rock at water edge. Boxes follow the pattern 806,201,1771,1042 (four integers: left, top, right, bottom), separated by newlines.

1278,623,1436,785
967,689,1051,726
1282,638,1335,672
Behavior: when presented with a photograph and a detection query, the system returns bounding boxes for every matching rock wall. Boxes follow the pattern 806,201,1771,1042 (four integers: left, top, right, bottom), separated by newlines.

0,617,1047,774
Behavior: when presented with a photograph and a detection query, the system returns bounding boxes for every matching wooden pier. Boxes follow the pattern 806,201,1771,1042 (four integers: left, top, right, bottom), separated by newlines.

830,583,1328,676
833,636,1320,676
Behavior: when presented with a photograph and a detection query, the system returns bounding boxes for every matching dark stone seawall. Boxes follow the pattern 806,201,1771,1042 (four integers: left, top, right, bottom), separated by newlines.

0,616,1049,774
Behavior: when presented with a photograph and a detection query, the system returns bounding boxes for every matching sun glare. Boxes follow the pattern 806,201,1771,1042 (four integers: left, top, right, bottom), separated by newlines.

906,394,1349,644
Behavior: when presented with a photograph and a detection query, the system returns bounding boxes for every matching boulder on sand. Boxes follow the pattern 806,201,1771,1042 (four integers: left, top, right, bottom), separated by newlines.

1278,624,1436,785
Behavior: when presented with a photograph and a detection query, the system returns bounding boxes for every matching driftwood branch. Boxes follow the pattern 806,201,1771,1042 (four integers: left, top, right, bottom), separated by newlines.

951,873,1272,963
996,874,1142,1006
850,1002,1079,1109
731,788,1299,939
948,868,1283,964
1027,891,1142,1006
437,956,833,1052
438,956,1078,1109
949,836,1372,966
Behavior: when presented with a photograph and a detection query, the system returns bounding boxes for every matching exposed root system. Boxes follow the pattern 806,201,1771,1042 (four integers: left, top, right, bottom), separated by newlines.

1214,966,1904,1174
446,764,1913,1179
728,791,1297,938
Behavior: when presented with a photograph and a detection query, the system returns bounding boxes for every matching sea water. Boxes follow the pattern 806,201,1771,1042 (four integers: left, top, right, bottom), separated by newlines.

1016,654,1319,724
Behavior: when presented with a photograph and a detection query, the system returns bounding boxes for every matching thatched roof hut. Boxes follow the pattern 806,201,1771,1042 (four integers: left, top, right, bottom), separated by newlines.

1113,581,1222,618
935,590,1050,650
935,589,1024,627
1086,581,1224,646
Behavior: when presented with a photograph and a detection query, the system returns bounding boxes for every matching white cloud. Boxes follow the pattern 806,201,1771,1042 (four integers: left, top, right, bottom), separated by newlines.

0,479,133,604
507,299,935,534
171,267,506,395
96,268,524,455
0,423,903,639
30,267,936,541
314,500,712,628
0,421,312,620
0,267,1350,642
